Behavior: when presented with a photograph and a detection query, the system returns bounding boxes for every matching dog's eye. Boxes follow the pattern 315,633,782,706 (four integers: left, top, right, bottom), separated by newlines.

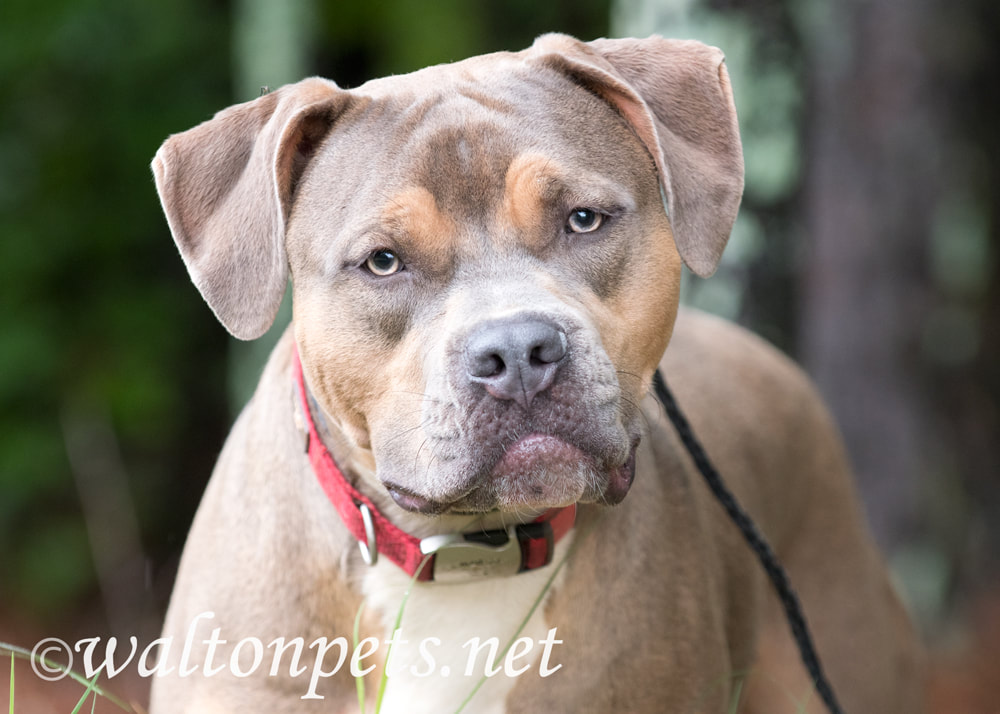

566,208,604,234
365,250,404,276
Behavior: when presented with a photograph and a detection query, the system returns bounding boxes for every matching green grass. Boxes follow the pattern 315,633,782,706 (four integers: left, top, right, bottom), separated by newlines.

353,600,368,713
3,636,821,714
1,642,135,713
727,676,745,714
353,553,433,714
700,667,818,713
2,511,819,714
450,526,583,714
376,554,432,713
68,669,101,714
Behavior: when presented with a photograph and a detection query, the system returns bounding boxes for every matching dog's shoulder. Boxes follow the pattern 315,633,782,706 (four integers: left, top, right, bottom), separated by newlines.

664,307,827,425
661,308,858,549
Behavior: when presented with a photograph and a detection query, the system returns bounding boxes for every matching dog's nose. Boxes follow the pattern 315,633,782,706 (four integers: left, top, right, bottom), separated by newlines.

464,318,567,408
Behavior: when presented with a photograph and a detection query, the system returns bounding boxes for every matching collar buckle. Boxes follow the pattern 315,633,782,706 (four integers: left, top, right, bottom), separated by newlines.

420,527,523,582
357,503,378,566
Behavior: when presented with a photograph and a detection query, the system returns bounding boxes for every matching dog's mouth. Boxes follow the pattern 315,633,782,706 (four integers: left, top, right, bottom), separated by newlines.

385,435,639,515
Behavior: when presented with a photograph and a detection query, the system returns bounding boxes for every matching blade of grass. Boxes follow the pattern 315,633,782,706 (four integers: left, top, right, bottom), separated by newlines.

353,600,367,714
451,513,600,714
0,643,133,712
69,668,102,714
795,685,817,713
9,651,13,714
374,554,432,714
694,668,751,712
734,666,818,713
727,676,745,714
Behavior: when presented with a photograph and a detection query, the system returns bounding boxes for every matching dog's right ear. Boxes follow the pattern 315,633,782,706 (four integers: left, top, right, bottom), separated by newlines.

152,78,346,340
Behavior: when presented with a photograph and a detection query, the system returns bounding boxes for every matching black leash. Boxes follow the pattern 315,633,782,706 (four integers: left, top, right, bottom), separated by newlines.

652,369,845,714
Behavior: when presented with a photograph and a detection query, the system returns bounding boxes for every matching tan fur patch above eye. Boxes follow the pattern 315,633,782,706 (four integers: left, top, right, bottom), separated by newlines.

381,186,456,268
502,153,563,248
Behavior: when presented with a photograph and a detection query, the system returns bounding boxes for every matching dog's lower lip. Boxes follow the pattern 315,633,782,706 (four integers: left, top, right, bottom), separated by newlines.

386,435,632,514
386,486,448,514
493,434,588,476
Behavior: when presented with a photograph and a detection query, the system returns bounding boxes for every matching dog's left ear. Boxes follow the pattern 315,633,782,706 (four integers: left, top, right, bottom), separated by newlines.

530,34,744,277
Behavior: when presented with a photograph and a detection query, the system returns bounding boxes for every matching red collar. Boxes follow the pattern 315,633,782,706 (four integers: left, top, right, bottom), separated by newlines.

293,348,576,582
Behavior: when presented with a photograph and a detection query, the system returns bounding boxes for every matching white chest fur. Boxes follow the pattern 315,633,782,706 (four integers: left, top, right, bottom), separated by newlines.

359,536,573,714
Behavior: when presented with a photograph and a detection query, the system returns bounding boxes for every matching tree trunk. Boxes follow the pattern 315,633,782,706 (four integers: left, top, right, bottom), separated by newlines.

798,0,938,551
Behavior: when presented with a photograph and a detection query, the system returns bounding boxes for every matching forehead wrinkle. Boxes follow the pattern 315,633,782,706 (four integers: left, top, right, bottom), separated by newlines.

389,85,530,214
502,153,565,249
413,123,510,219
380,186,457,269
501,152,637,250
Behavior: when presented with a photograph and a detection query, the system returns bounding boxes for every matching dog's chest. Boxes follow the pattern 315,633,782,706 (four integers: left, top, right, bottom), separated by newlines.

359,536,573,714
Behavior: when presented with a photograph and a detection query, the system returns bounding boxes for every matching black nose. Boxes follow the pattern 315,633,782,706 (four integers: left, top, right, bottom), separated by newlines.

464,318,568,408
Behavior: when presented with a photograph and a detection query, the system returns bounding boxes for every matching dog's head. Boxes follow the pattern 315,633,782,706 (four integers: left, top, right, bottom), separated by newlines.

153,35,743,515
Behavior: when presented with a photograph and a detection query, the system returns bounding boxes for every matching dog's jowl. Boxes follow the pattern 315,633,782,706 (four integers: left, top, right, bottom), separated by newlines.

150,34,923,714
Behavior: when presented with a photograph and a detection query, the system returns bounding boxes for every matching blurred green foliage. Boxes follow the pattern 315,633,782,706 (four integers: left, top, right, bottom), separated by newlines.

1,0,233,617
0,0,609,620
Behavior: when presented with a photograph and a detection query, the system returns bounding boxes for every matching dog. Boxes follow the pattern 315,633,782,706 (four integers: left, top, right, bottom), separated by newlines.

148,34,923,713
